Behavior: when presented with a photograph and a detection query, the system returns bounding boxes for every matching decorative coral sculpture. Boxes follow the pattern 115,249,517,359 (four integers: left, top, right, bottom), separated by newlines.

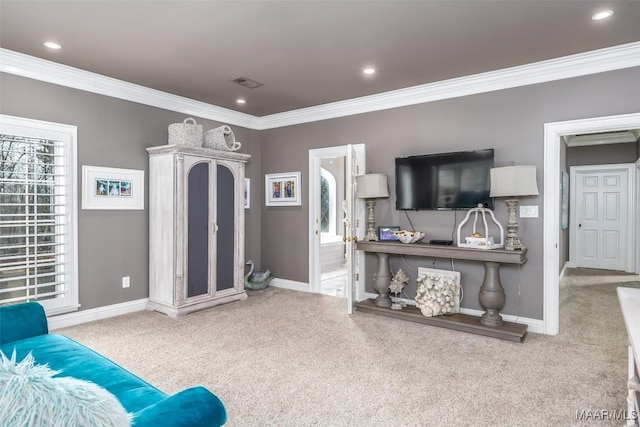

415,272,460,317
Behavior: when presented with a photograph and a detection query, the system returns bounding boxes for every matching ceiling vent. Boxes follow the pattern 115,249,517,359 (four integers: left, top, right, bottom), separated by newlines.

230,76,264,89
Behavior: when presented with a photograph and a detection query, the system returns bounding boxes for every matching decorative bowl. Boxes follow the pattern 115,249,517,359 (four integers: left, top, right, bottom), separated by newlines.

392,230,425,244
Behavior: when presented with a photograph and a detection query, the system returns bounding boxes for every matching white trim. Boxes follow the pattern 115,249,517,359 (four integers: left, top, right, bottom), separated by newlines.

269,278,311,293
391,297,544,334
3,41,640,130
48,298,148,330
0,114,79,316
559,261,569,282
0,49,260,130
543,112,640,336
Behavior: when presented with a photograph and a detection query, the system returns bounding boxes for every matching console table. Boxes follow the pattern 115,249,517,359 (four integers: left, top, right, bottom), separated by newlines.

617,287,640,426
355,240,528,342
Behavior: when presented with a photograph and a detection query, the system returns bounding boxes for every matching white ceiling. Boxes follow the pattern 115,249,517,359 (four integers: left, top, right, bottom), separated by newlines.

1,1,640,117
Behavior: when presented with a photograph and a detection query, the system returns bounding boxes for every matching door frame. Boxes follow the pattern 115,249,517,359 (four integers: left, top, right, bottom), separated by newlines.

308,144,366,300
569,164,635,272
543,112,640,335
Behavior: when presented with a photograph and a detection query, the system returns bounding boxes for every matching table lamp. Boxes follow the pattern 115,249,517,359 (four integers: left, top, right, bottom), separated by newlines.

489,165,539,251
356,174,389,241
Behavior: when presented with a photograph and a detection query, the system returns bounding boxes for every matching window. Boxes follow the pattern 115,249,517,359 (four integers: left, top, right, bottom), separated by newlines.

320,167,336,236
0,115,78,315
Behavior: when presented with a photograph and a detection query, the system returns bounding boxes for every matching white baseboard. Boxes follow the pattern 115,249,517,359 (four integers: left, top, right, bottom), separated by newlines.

48,298,148,330
560,261,571,280
389,296,545,334
269,278,311,293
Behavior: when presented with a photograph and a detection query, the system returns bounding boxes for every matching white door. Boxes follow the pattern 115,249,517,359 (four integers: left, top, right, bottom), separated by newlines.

570,165,633,271
308,144,365,310
345,144,365,314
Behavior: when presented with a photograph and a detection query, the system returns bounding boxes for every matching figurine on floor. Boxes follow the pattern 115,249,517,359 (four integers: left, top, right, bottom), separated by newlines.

245,260,272,290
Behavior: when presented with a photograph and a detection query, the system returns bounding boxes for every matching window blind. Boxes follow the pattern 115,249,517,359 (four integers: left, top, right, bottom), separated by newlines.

0,134,70,306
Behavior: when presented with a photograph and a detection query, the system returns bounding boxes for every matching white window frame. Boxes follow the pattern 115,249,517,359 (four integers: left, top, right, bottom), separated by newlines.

0,114,78,315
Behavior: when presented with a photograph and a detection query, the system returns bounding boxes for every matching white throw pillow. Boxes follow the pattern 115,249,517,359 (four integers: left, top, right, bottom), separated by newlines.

0,349,131,427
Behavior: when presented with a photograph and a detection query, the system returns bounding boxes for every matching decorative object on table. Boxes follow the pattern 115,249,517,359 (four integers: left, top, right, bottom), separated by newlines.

204,125,241,151
244,260,272,290
378,226,400,241
265,172,302,206
415,267,461,317
355,174,389,241
82,165,144,210
168,117,203,147
456,204,504,249
392,230,425,244
389,268,409,310
489,165,539,251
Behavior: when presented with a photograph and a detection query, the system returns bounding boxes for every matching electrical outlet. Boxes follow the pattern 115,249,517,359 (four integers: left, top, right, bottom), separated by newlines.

122,276,130,288
519,205,539,218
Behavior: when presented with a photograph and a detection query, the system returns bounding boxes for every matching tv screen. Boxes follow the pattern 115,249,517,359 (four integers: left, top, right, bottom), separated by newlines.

395,149,494,210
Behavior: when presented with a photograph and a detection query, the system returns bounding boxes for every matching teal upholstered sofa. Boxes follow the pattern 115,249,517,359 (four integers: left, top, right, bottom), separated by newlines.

0,302,227,426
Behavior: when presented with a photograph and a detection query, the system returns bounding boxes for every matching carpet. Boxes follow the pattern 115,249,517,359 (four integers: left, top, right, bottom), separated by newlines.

59,268,640,426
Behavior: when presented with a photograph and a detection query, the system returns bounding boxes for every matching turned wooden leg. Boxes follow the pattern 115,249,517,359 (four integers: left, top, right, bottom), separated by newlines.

479,261,506,327
372,252,391,308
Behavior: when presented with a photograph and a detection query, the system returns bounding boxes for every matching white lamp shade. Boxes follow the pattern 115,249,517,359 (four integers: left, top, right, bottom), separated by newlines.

490,165,539,197
356,174,389,199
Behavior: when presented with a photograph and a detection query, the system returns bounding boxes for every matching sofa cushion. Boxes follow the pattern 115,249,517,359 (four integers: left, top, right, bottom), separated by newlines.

0,350,131,427
0,302,48,345
0,334,166,413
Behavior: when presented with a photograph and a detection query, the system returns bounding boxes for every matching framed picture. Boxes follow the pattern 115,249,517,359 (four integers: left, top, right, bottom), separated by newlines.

378,226,400,241
82,165,144,210
244,178,250,209
265,172,301,206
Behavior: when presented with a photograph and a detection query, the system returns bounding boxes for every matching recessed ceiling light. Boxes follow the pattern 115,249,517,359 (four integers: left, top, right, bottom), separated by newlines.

362,67,376,75
236,98,246,105
592,9,614,21
44,41,62,50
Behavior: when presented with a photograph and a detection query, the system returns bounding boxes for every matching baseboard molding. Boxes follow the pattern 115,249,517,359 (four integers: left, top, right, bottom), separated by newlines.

269,278,311,293
48,298,148,330
389,296,544,334
560,261,570,281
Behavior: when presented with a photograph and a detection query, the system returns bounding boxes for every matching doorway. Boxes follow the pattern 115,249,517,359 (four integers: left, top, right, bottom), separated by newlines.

308,144,366,312
570,164,635,272
543,112,640,335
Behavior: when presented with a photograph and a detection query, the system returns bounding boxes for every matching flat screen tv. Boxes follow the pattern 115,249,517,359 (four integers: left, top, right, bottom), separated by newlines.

395,149,494,210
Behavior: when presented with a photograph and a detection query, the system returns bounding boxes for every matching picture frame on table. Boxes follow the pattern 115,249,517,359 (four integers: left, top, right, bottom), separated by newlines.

82,165,144,210
378,226,400,241
265,172,301,206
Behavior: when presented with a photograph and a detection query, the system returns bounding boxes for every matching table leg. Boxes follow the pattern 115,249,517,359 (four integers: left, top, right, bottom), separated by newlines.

372,252,391,308
479,261,506,327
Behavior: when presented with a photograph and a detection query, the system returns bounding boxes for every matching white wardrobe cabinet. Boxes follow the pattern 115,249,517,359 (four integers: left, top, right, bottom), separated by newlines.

146,145,250,317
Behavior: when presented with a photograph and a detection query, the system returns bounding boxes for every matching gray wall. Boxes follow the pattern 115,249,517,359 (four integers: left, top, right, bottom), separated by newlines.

260,66,640,320
3,65,640,320
567,141,638,166
0,73,262,311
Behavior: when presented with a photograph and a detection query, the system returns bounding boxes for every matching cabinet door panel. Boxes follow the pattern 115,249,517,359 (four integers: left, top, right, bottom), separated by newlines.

216,164,235,290
187,162,210,297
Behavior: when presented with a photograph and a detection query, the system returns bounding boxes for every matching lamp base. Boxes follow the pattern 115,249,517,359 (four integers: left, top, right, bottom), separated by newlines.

365,200,378,241
504,199,525,251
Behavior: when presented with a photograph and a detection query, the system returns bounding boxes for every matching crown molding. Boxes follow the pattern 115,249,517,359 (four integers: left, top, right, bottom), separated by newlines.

257,41,640,130
2,41,640,131
0,48,261,129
